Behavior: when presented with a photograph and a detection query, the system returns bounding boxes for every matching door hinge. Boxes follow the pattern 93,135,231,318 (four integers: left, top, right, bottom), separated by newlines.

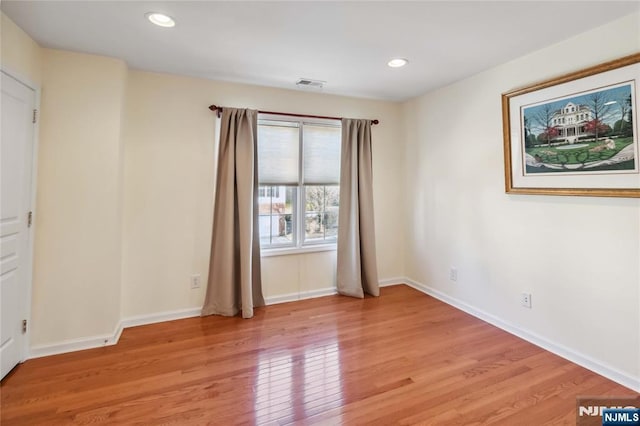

32,109,37,124
27,211,33,227
22,320,27,334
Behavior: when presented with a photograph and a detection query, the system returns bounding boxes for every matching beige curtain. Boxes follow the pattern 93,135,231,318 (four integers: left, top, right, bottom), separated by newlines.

202,108,264,318
337,118,380,298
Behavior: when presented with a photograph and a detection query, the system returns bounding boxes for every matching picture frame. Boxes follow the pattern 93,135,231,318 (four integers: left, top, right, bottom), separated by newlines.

502,53,640,198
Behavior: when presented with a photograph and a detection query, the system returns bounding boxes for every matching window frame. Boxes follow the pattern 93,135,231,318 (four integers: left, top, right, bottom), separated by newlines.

257,114,341,256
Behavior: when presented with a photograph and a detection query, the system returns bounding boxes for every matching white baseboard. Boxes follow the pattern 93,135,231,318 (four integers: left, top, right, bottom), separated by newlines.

28,308,201,359
399,277,640,393
120,307,202,329
29,321,123,359
379,277,406,287
265,278,403,305
265,287,337,305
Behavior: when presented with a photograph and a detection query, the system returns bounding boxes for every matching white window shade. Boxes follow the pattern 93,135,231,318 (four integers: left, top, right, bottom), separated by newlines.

303,125,341,185
258,121,299,185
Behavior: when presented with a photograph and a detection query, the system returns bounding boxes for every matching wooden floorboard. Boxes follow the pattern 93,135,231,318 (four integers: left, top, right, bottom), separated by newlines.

1,285,636,425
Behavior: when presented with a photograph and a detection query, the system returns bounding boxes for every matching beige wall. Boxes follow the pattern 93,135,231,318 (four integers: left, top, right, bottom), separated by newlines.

31,49,127,346
0,11,42,85
121,70,404,317
402,13,640,383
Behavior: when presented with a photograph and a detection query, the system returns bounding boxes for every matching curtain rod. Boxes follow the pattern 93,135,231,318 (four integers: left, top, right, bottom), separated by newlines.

208,105,379,125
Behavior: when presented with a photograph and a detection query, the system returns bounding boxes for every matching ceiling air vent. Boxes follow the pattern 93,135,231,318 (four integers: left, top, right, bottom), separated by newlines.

296,78,325,90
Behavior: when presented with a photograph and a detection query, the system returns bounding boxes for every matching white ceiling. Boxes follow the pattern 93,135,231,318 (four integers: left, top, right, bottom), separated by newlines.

2,1,638,101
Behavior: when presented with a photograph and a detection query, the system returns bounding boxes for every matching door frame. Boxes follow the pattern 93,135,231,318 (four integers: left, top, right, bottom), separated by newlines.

1,66,40,362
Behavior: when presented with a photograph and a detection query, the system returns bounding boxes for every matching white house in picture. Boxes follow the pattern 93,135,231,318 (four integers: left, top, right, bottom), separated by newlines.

551,102,593,142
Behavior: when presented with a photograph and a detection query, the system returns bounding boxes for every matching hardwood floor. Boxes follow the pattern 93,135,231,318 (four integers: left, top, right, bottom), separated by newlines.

1,285,636,425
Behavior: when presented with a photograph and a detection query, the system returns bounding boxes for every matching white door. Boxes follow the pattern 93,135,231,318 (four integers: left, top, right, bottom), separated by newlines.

1,71,36,380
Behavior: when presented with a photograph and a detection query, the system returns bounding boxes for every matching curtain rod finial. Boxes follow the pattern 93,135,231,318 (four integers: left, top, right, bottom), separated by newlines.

209,104,221,118
371,119,379,125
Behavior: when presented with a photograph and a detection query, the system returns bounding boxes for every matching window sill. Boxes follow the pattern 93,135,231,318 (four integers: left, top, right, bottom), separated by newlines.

260,244,337,257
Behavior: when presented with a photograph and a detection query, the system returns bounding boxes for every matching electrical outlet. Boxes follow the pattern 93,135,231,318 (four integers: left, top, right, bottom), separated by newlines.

191,274,201,289
449,267,458,282
520,292,532,308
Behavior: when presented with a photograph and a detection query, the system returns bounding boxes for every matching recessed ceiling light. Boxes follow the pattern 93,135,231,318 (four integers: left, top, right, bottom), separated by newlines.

387,58,408,68
146,12,175,28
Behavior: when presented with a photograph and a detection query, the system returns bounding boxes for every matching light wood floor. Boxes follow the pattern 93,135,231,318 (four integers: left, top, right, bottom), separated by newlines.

1,285,636,425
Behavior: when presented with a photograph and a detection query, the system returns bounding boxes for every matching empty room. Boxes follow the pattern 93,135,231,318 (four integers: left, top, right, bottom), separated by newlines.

1,1,639,424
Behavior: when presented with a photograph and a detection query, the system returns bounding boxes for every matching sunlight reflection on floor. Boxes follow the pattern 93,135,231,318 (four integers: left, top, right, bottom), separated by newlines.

254,341,343,424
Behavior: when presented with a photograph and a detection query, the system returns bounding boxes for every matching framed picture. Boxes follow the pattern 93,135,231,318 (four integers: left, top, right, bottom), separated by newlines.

502,53,640,197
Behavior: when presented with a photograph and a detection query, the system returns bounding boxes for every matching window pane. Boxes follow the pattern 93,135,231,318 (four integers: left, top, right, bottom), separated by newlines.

258,186,295,247
304,185,339,244
303,125,341,185
258,122,299,185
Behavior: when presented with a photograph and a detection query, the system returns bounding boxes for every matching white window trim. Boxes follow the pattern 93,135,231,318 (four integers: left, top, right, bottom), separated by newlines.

258,113,341,255
260,243,337,257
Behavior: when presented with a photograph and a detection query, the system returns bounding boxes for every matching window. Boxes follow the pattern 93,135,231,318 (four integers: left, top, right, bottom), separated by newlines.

257,116,341,251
